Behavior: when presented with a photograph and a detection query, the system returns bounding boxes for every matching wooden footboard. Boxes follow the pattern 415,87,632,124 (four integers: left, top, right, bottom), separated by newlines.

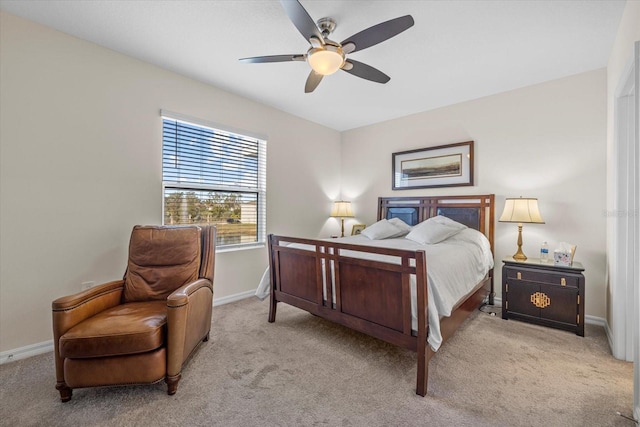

268,235,428,348
267,234,491,396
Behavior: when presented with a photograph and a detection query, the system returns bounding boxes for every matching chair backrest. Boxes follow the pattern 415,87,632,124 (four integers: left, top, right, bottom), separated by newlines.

123,225,202,303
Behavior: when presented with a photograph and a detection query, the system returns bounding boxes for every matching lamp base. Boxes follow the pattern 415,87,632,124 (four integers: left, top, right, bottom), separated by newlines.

512,250,527,261
512,224,527,261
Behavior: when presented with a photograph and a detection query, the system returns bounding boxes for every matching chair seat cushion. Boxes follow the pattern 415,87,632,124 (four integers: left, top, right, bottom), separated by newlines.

59,301,167,359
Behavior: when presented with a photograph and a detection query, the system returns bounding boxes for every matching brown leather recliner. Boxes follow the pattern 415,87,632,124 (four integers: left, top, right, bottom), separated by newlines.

52,225,215,402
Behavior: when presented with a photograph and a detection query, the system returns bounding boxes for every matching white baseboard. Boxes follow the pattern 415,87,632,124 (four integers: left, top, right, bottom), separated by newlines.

585,314,607,328
0,290,256,365
213,289,255,307
0,340,53,365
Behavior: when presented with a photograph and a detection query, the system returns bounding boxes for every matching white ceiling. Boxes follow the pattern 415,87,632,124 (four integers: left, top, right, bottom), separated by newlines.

0,0,626,131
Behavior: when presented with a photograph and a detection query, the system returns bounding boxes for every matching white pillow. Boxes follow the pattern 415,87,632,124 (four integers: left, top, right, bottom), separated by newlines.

387,217,412,236
429,215,467,228
360,219,403,240
405,216,467,244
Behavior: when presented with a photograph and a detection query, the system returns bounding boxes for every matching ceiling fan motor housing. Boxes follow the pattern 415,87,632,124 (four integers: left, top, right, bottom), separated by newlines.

317,17,336,38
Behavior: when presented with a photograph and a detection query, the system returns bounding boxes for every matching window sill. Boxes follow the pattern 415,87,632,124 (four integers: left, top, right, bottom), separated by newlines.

216,243,266,254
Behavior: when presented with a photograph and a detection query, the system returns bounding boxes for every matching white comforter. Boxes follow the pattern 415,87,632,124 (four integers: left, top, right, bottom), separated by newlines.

255,228,493,351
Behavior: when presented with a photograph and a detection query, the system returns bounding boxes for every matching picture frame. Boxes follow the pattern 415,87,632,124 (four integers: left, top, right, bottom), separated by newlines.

351,224,366,235
392,141,474,190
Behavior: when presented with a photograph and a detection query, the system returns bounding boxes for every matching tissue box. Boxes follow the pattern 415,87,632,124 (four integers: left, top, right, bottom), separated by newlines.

553,250,572,266
554,242,577,266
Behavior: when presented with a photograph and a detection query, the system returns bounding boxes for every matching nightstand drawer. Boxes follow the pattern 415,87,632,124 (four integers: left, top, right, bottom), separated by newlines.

505,267,579,288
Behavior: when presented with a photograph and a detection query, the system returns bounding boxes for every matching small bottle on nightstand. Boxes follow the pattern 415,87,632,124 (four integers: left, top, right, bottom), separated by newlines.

540,241,549,262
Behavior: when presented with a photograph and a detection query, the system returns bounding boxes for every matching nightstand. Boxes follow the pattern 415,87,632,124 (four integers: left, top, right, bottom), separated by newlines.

502,257,585,336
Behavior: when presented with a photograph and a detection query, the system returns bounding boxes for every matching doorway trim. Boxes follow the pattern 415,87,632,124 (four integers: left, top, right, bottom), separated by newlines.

611,40,638,420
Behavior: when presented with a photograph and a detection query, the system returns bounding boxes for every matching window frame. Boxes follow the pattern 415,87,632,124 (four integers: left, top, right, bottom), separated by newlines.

160,110,267,251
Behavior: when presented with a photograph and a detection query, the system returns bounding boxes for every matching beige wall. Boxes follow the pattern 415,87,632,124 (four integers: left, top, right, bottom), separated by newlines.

341,69,607,319
0,12,341,352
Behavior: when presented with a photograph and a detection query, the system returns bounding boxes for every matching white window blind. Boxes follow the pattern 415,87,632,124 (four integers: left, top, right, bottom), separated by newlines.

161,112,266,249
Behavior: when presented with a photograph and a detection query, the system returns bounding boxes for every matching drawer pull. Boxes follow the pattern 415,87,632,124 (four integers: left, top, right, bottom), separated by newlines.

517,272,522,280
561,278,566,286
531,291,551,309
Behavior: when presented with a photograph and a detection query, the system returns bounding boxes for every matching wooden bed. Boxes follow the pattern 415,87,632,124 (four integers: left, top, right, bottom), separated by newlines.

267,194,495,396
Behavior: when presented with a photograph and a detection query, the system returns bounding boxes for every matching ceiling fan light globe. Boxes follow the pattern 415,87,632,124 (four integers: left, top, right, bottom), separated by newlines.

307,46,344,76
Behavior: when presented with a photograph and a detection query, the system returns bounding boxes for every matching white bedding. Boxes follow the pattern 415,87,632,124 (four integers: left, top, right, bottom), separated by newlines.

255,228,493,351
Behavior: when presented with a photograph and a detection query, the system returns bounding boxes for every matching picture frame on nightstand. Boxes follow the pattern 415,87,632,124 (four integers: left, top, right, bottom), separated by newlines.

351,224,366,235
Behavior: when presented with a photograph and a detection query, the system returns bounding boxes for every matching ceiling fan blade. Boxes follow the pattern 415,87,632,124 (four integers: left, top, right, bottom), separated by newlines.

341,60,390,84
239,54,305,63
340,15,414,54
305,70,323,93
280,0,324,44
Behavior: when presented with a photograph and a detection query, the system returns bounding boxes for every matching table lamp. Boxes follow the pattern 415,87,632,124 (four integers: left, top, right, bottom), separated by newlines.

499,197,544,261
331,201,354,237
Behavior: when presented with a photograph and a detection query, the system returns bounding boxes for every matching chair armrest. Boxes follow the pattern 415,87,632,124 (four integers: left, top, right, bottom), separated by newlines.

51,280,124,385
166,278,213,378
52,279,124,332
166,278,213,308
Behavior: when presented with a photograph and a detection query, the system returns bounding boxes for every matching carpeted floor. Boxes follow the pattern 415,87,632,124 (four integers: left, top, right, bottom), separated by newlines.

0,297,634,427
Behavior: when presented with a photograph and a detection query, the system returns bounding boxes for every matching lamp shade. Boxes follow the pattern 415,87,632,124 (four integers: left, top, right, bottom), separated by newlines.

499,197,545,224
331,201,354,218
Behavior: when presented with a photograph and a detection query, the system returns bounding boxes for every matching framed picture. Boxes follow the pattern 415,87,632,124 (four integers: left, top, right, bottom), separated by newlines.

392,141,474,190
351,224,366,235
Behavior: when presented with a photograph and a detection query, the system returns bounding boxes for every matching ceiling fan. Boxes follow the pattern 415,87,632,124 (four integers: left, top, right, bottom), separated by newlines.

239,0,414,93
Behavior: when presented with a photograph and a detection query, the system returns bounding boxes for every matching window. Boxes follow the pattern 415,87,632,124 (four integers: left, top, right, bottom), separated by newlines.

161,111,266,249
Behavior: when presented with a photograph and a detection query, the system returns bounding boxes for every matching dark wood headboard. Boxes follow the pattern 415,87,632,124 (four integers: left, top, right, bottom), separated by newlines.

378,194,495,255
